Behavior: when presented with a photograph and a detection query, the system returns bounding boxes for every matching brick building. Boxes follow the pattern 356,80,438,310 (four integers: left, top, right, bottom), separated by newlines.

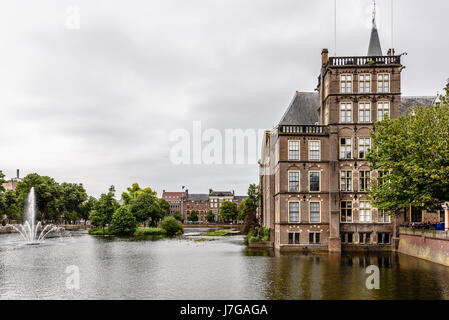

161,191,186,216
184,193,209,221
259,15,436,252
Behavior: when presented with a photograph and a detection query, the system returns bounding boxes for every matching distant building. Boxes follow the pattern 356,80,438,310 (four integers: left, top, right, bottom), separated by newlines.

163,188,247,222
184,193,209,221
209,189,234,222
2,169,22,191
161,191,186,216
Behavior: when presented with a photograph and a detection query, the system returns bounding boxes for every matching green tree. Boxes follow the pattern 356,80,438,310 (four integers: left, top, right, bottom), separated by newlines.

173,210,182,221
60,183,88,223
93,186,119,229
367,87,449,216
121,183,157,205
15,173,63,221
158,198,170,217
0,170,6,192
89,210,106,230
80,196,97,224
0,190,20,222
109,206,137,235
160,216,184,236
206,210,215,223
188,210,198,222
237,184,259,221
129,192,155,226
219,201,238,222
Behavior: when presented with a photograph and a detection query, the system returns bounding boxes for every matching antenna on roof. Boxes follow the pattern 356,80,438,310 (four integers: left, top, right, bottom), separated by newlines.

333,0,337,56
390,0,395,50
372,0,376,22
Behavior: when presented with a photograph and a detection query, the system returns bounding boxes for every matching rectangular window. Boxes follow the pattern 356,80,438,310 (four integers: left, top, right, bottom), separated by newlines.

378,232,391,244
309,140,320,161
288,140,300,160
359,171,371,191
340,170,352,192
359,232,371,244
309,172,320,192
340,201,353,222
378,170,388,186
377,102,390,121
377,73,390,93
309,232,320,244
288,233,293,244
288,171,300,192
358,138,371,159
340,138,352,159
294,233,300,244
310,202,321,223
289,202,300,223
340,74,353,93
411,207,422,223
347,233,353,244
359,74,371,93
340,103,352,123
378,210,390,223
359,201,371,222
358,102,371,123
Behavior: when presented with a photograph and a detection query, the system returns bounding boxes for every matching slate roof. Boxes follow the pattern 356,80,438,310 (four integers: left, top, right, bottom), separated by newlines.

367,18,383,56
209,190,234,197
400,96,437,116
187,193,209,202
278,92,437,126
279,92,319,125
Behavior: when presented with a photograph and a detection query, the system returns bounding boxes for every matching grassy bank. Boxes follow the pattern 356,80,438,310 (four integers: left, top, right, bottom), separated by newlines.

89,227,167,237
203,228,236,237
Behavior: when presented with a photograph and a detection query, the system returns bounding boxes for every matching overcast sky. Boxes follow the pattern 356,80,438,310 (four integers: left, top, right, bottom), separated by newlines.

0,0,447,198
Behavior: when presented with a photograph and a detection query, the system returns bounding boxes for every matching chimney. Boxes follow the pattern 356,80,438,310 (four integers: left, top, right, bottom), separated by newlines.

163,189,165,193
387,48,395,56
321,49,329,65
16,169,19,179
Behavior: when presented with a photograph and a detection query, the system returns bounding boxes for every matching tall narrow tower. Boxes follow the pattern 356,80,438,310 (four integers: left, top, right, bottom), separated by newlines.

317,1,404,252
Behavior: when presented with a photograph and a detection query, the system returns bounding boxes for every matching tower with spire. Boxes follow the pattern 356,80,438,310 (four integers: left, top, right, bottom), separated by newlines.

368,0,383,56
257,1,436,254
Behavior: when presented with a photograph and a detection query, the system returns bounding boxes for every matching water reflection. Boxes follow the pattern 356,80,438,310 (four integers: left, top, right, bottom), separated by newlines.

0,228,448,300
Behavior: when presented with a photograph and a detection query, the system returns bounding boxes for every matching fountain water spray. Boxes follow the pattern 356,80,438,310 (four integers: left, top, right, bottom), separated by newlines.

11,187,62,244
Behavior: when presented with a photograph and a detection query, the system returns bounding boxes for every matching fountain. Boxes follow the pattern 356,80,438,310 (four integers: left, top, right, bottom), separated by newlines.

10,187,62,244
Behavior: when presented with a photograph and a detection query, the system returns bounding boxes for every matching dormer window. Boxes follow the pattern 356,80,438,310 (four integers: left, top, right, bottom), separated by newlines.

340,74,353,93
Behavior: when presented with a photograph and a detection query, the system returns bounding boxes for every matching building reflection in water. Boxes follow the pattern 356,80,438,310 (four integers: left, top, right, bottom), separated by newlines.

251,249,449,300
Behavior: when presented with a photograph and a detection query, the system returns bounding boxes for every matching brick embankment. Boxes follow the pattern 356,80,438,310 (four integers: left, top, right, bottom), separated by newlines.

398,228,449,267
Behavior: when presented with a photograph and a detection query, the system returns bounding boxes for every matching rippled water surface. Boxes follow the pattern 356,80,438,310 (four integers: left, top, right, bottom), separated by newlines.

1,228,449,300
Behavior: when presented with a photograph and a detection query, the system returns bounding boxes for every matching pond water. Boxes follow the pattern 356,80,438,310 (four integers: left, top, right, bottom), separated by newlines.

1,227,448,300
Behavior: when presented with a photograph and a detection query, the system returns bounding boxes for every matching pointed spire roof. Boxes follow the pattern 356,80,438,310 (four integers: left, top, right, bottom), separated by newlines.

367,1,383,56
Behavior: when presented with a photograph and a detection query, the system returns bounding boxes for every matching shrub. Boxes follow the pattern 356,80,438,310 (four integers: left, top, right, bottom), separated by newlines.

109,206,137,235
160,216,184,236
133,227,166,236
88,228,111,235
173,210,182,221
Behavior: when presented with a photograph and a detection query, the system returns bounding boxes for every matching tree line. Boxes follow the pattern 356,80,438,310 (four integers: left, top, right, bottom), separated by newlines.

0,173,170,228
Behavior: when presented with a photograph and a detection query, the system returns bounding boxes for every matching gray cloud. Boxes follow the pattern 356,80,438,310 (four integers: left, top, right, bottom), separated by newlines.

0,0,447,197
